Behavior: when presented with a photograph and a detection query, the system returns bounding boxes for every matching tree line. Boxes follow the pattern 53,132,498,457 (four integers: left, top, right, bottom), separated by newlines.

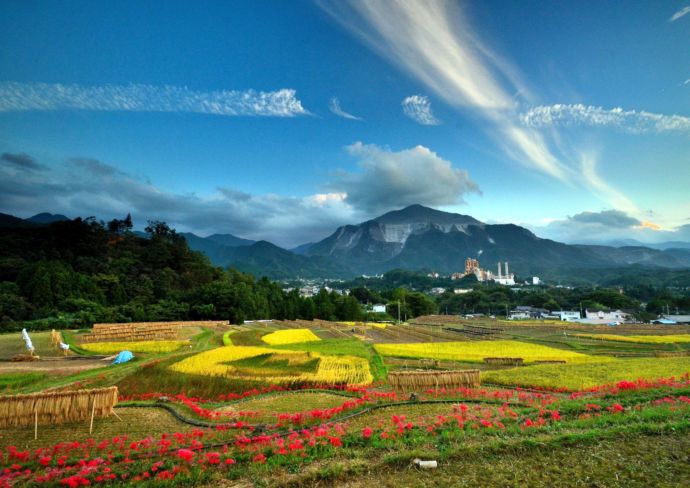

0,217,367,331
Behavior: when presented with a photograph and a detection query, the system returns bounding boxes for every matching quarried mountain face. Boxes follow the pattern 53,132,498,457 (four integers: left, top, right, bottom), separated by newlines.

306,204,483,265
305,205,688,275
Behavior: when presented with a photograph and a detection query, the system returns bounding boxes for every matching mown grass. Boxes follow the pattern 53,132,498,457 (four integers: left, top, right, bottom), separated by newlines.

333,433,690,488
225,329,267,346
229,353,320,376
269,338,371,358
0,372,47,392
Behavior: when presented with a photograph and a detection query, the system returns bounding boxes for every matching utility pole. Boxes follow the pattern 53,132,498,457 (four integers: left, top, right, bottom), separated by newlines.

397,300,401,325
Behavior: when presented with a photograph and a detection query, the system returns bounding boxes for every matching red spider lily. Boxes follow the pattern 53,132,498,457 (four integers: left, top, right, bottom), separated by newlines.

362,427,373,439
176,448,194,462
205,452,221,465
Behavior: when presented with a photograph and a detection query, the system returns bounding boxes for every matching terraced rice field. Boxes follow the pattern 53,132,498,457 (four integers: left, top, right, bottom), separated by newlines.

261,328,321,345
482,356,690,390
169,343,373,385
375,340,611,364
573,333,690,344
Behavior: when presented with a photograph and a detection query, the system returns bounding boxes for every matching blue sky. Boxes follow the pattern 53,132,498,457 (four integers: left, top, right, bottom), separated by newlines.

0,0,688,247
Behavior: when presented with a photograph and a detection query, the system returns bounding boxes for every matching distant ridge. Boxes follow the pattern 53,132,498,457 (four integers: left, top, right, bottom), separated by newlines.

4,206,689,278
27,212,70,224
0,212,34,228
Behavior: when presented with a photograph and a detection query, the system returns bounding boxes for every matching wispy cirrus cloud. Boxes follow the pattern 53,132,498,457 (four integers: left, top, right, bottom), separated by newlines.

521,104,690,135
401,95,440,125
329,97,362,120
670,6,690,22
0,82,310,117
317,0,569,181
579,153,638,215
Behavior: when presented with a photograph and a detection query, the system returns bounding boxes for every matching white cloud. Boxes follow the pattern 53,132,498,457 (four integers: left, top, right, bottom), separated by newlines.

329,97,362,120
318,0,570,181
401,95,440,125
0,82,310,117
521,104,690,134
670,6,690,21
334,142,479,214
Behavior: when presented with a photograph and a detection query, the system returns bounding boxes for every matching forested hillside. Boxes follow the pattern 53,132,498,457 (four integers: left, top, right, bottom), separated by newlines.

0,217,365,330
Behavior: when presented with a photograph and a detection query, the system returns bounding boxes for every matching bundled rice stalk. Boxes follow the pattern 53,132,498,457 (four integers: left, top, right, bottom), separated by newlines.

533,360,567,364
93,321,227,330
654,350,690,358
483,357,524,366
0,387,118,428
50,329,63,347
387,369,480,392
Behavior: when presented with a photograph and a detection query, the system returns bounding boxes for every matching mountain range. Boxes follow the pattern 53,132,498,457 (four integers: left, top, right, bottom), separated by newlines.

2,206,689,279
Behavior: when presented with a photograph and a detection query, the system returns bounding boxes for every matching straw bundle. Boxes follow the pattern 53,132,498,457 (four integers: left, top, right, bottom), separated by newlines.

93,320,228,330
81,324,176,343
50,329,62,347
388,369,480,392
533,360,566,364
11,353,39,362
654,350,690,358
483,357,524,366
420,358,441,368
0,387,118,428
82,321,228,343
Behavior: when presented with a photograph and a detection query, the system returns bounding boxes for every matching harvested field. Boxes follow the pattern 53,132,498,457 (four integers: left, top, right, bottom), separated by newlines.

0,406,191,450
0,356,110,374
0,331,70,359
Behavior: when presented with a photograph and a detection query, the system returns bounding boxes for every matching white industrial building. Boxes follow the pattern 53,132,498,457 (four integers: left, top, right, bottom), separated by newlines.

493,261,515,286
554,311,581,321
571,309,630,325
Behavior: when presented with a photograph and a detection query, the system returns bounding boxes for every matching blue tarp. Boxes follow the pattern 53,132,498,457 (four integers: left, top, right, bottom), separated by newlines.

112,351,134,364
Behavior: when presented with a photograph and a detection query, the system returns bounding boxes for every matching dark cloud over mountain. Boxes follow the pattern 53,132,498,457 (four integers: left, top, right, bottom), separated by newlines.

1,152,48,172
